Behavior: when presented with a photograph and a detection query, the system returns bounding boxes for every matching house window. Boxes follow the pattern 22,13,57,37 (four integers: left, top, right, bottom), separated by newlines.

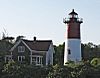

31,56,43,65
18,56,25,62
32,57,36,64
18,46,25,52
5,55,12,63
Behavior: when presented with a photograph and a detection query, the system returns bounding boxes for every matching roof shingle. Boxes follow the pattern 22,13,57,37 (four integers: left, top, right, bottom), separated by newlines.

23,39,52,51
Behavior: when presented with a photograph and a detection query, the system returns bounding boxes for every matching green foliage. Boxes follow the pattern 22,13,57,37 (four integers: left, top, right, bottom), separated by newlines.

0,60,99,78
1,61,49,78
47,64,71,78
0,40,13,56
2,61,22,78
15,36,25,42
53,43,64,65
82,42,100,60
91,58,100,67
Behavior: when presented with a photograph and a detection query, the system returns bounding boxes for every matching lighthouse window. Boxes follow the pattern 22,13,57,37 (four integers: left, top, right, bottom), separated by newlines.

68,49,71,54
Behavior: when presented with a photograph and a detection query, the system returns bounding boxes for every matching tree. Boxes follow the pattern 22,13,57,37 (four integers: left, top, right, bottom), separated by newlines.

47,64,72,78
0,40,13,59
2,37,14,43
81,42,100,61
15,36,25,42
91,58,100,67
53,43,64,65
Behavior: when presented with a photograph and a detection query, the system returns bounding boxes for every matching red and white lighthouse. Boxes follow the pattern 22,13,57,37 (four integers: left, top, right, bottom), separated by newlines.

63,9,83,64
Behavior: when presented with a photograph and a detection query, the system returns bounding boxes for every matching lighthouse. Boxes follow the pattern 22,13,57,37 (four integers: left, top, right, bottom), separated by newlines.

63,9,83,65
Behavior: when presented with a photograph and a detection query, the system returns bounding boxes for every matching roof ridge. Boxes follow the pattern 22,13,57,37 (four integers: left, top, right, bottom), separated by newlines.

22,39,52,42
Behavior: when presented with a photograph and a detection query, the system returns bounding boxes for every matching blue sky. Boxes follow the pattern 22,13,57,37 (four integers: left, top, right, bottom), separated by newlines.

0,0,100,45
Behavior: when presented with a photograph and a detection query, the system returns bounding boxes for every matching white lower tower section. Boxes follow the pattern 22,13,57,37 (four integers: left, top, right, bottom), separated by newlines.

64,38,68,65
68,39,81,61
64,39,81,65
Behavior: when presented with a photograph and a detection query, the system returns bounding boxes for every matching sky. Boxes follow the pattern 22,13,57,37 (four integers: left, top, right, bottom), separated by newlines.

0,0,100,45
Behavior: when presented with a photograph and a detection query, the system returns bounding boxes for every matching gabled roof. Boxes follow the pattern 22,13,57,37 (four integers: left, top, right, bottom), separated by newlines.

23,39,52,51
11,39,52,51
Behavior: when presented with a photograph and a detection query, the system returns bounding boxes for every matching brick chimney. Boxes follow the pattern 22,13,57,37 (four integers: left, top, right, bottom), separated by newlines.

34,36,36,41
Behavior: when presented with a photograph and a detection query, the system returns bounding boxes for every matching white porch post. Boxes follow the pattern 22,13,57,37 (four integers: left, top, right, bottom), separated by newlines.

5,57,6,63
11,52,12,61
30,51,32,64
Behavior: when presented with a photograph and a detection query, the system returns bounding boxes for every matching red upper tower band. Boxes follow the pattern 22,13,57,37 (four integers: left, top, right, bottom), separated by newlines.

63,9,83,39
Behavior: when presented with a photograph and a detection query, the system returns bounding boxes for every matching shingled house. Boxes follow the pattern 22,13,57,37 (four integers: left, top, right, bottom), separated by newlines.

8,37,55,66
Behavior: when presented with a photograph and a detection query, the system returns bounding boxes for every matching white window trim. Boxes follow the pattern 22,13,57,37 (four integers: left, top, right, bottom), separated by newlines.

5,55,12,63
31,55,43,65
18,46,25,52
18,56,25,62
